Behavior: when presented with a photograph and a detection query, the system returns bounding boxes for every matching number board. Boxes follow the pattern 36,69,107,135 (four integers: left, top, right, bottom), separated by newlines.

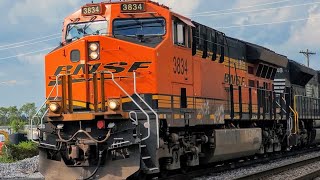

82,5,102,16
121,3,145,13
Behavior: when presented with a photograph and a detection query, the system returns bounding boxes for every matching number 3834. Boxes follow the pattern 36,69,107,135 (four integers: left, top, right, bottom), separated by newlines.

173,57,188,75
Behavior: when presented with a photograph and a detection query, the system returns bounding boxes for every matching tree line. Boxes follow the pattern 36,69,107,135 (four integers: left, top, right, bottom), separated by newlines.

0,103,45,132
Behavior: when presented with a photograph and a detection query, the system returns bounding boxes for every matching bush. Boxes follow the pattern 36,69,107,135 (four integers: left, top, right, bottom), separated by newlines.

0,155,14,163
0,143,14,163
3,141,38,161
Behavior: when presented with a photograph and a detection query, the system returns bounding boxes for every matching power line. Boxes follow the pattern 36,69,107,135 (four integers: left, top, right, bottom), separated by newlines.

0,36,59,51
300,49,316,67
0,46,56,61
215,15,320,29
190,1,320,17
188,0,296,16
0,80,17,85
0,33,60,49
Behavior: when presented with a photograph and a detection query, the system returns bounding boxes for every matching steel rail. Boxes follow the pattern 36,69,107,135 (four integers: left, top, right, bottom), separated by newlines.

236,155,320,180
156,147,320,180
294,169,320,180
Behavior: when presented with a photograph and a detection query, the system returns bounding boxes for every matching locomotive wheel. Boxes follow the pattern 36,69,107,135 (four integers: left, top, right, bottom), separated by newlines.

181,166,191,174
127,170,148,180
160,170,170,178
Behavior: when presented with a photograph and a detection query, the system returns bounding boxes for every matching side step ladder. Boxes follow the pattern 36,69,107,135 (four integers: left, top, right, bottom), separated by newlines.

130,111,160,174
140,143,159,173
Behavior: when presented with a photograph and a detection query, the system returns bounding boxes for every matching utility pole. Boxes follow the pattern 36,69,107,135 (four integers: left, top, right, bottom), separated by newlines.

300,49,316,67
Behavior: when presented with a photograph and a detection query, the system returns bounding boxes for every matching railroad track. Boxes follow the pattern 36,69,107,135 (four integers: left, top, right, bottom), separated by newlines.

155,147,320,180
295,169,320,180
236,155,320,180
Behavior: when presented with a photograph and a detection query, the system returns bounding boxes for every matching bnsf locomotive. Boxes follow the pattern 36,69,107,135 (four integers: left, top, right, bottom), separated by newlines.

37,0,320,179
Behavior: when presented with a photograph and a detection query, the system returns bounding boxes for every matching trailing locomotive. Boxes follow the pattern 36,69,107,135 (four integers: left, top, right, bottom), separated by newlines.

34,0,320,179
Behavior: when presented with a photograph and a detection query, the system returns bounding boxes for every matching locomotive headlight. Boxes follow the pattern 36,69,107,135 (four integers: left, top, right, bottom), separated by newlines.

88,42,100,60
89,43,99,51
49,102,60,113
108,100,120,110
89,51,99,60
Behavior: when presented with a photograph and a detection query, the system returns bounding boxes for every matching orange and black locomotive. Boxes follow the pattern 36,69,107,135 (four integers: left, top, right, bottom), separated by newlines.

36,0,320,179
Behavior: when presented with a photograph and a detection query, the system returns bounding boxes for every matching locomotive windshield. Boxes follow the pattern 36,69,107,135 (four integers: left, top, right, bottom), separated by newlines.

66,20,108,41
113,18,165,37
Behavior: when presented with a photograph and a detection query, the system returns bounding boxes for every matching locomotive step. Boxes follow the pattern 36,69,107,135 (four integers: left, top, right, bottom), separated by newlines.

142,156,151,160
142,157,159,173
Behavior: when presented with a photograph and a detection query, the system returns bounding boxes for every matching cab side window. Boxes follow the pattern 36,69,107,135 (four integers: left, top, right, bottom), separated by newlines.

172,18,191,48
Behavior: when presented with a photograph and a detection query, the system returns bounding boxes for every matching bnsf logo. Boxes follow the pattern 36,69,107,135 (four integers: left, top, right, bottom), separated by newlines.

48,61,151,86
53,61,151,76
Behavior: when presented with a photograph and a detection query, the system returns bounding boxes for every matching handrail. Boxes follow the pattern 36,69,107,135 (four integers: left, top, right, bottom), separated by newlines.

101,71,151,142
275,101,292,134
29,75,62,143
288,106,298,134
133,72,160,148
282,97,298,134
129,111,138,126
275,101,287,113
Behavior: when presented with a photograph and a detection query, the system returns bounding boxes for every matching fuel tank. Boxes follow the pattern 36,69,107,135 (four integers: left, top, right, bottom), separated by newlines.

201,128,262,163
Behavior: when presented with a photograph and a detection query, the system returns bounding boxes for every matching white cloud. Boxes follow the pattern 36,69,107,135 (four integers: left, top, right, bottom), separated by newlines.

7,0,83,24
0,80,17,86
197,0,320,68
17,53,45,65
260,4,320,68
271,15,320,68
0,79,32,86
154,0,201,15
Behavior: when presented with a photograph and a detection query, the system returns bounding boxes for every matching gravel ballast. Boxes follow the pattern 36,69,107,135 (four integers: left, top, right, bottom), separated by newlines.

2,152,320,179
265,160,320,180
0,156,44,179
193,151,320,180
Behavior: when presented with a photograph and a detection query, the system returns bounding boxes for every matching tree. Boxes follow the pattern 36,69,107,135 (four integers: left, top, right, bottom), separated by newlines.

0,107,9,125
7,106,20,122
0,103,43,127
9,118,26,133
19,103,37,122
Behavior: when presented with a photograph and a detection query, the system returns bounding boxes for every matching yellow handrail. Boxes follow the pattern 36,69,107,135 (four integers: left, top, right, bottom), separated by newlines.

282,97,299,134
288,106,298,134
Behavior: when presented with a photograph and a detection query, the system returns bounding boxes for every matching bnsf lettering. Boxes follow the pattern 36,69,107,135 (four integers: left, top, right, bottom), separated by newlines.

104,62,128,73
53,62,151,76
49,61,151,86
128,62,151,72
54,65,73,76
224,74,245,86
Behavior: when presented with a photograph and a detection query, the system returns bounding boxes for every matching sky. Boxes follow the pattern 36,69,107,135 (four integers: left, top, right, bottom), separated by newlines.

0,0,319,107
